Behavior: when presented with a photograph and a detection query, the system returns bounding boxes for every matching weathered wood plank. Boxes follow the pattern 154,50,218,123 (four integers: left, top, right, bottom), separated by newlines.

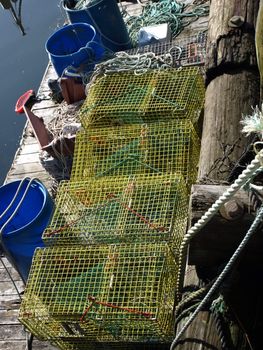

0,297,21,311
31,106,58,121
0,267,20,281
37,64,57,96
0,309,20,324
33,339,59,350
0,324,25,340
6,172,52,183
15,153,41,164
0,257,13,268
7,163,47,175
0,341,28,350
19,143,40,155
188,184,263,266
32,100,58,112
0,280,24,295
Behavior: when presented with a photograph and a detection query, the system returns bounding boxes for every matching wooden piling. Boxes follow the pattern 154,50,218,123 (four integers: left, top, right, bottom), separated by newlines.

175,1,261,348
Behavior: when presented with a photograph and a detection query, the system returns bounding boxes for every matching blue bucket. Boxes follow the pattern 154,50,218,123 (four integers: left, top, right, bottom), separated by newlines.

0,179,54,282
45,23,105,77
62,0,131,53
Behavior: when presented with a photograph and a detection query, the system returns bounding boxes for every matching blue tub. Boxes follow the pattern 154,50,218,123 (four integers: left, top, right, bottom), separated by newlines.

62,0,131,53
46,23,104,77
0,179,54,282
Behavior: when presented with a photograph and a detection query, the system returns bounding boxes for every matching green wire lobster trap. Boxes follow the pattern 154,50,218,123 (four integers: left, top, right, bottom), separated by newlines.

71,120,200,185
19,244,177,344
43,174,188,247
79,67,204,129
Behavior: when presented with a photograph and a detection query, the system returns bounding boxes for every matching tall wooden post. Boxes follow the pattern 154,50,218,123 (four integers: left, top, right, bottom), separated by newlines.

199,0,260,181
175,1,260,349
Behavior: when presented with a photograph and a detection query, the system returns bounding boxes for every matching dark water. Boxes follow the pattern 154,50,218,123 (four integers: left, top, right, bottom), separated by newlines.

0,1,64,185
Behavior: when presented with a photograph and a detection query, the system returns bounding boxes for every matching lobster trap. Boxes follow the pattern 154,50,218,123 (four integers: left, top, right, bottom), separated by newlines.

80,67,204,129
71,120,200,186
19,244,177,344
43,174,188,247
52,338,169,350
127,33,207,68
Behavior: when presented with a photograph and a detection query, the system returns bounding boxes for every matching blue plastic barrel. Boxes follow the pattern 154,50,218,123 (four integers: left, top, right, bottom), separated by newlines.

45,23,105,77
0,179,54,282
62,0,131,53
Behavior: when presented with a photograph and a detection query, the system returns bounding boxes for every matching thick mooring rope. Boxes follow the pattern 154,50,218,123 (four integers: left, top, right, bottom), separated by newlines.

176,150,263,302
170,202,263,349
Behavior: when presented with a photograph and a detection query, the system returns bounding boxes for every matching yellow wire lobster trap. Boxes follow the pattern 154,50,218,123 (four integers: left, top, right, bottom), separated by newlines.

52,338,170,350
19,244,177,344
71,120,200,186
43,174,188,247
79,67,204,129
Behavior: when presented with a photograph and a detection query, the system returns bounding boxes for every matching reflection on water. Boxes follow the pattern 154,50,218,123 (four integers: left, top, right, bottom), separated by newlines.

0,0,64,184
2,0,26,35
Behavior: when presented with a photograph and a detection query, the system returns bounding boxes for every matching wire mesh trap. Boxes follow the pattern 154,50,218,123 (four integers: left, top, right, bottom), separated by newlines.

19,244,177,344
43,173,188,247
52,338,170,350
126,32,207,68
79,67,204,129
71,120,200,186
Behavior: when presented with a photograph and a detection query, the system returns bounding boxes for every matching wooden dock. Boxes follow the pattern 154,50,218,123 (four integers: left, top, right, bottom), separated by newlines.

0,1,210,348
1,63,60,350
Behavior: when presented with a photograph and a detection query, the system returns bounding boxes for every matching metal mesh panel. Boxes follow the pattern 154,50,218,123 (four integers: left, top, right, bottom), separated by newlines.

126,33,207,67
80,67,204,129
43,174,188,247
19,244,177,343
71,121,200,186
53,338,169,350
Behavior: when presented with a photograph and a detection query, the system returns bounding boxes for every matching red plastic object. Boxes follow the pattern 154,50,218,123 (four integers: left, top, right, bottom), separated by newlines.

15,90,35,114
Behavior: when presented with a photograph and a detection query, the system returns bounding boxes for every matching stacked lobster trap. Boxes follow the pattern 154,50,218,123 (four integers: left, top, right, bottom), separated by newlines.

43,174,188,247
20,244,177,343
20,61,205,349
80,67,204,128
70,121,200,184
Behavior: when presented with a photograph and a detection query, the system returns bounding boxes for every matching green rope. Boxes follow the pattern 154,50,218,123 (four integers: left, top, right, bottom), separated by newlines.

124,0,209,45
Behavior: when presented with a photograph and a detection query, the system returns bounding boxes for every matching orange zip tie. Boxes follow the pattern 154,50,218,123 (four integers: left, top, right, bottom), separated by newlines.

80,295,154,322
107,193,167,232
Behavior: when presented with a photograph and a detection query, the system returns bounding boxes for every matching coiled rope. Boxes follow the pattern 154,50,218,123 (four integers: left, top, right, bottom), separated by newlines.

123,0,209,45
84,50,179,94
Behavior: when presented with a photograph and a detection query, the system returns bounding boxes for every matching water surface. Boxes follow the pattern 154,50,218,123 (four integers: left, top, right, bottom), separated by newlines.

0,1,64,184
